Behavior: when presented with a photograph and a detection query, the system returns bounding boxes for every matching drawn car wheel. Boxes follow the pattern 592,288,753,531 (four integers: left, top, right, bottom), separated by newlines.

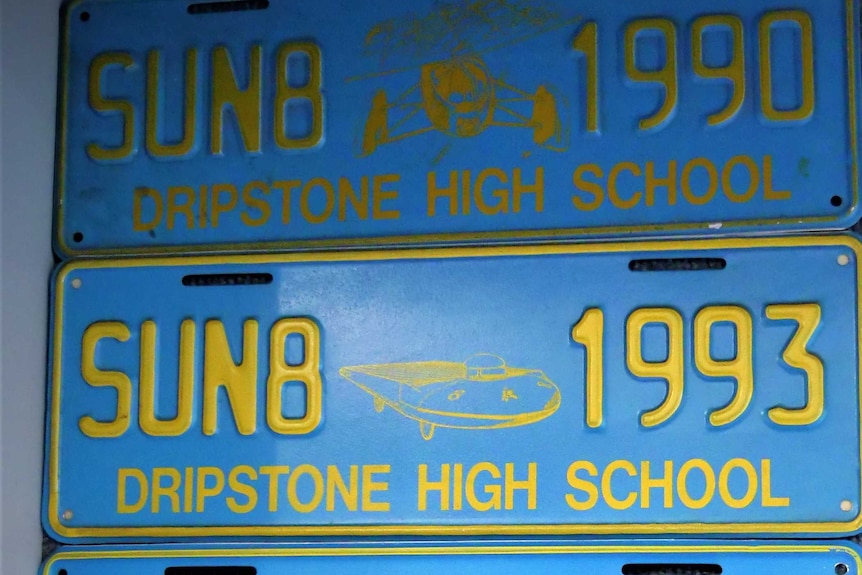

373,396,385,413
531,85,563,148
420,421,436,440
362,89,389,156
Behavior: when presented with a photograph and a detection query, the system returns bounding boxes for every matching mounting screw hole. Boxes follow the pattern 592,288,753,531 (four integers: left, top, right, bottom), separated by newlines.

72,232,84,243
62,509,73,520
841,499,853,511
58,570,68,575
79,11,89,21
838,254,850,266
831,195,843,207
836,563,849,575
71,278,82,289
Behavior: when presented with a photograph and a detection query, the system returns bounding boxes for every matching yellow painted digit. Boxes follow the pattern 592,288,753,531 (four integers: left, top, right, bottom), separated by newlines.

694,306,753,426
765,303,824,425
572,22,599,133
627,308,684,427
572,308,603,428
267,317,323,434
759,10,814,122
625,19,677,130
87,52,135,161
146,49,197,157
275,41,323,149
692,15,744,126
79,321,132,438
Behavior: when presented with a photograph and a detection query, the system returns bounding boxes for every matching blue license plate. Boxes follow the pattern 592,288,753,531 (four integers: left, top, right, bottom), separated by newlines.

55,0,861,256
44,236,862,540
39,542,862,575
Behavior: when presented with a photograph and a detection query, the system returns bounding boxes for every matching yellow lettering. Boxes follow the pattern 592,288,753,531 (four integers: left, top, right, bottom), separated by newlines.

117,468,148,513
274,180,301,224
362,464,391,512
227,465,258,513
372,174,400,220
466,462,502,511
133,187,164,232
338,176,368,221
681,158,718,205
677,459,716,509
203,319,258,435
602,460,637,510
512,167,543,212
287,464,324,513
326,465,358,511
763,155,791,200
566,461,598,511
151,467,181,513
722,155,759,203
211,183,238,228
428,171,458,217
572,164,604,211
718,458,757,509
505,462,537,510
474,168,509,215
195,467,225,512
645,160,677,206
608,162,642,209
259,465,290,512
240,181,271,227
418,464,450,511
640,460,673,508
300,178,335,224
80,321,132,438
87,52,135,161
146,49,197,157
761,459,790,507
211,45,261,154
166,186,196,230
139,319,194,436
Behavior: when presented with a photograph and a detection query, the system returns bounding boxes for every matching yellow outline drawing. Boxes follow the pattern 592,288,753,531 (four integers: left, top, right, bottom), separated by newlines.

341,354,561,439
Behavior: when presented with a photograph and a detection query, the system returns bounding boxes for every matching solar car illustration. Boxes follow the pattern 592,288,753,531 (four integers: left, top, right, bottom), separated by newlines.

360,55,566,156
340,353,561,440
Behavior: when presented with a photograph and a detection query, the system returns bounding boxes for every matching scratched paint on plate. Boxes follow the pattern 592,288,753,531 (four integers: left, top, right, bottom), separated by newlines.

55,0,861,256
38,542,862,575
43,236,862,540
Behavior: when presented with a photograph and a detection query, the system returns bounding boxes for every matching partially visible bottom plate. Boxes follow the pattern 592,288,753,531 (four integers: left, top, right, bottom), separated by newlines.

41,541,862,575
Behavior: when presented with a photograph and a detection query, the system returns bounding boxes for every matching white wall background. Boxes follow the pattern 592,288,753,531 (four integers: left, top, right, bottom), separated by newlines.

1,0,58,571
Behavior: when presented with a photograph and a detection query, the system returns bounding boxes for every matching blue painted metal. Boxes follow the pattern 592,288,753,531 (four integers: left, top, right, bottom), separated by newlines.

43,236,862,540
39,541,862,574
55,0,861,256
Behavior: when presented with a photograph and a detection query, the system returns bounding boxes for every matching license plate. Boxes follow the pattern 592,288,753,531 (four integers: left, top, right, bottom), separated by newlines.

39,542,862,575
44,236,862,540
56,0,861,256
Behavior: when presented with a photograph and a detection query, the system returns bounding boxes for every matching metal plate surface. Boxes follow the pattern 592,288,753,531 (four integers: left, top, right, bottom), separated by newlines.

55,0,861,256
38,542,862,575
44,236,862,540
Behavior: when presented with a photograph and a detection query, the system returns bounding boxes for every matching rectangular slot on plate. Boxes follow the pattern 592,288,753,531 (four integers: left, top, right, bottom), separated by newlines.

629,258,726,272
187,0,268,15
165,567,257,575
622,564,723,575
181,273,273,287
